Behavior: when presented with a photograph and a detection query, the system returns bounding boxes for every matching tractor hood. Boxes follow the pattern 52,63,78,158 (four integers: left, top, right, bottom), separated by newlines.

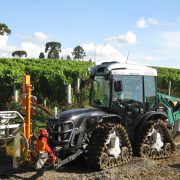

56,108,106,123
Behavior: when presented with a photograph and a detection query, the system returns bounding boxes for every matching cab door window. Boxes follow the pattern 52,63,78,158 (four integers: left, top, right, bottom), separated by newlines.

144,76,156,110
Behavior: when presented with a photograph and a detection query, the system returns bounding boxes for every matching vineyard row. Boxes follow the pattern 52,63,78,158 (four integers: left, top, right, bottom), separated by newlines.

0,58,179,109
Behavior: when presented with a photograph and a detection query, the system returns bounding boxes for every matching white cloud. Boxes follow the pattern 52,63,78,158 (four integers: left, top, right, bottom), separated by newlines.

21,42,44,58
0,35,16,57
0,32,51,58
61,48,73,58
19,32,52,57
0,35,8,48
60,43,126,63
136,18,158,29
22,32,51,43
34,32,50,42
106,31,137,46
82,43,126,64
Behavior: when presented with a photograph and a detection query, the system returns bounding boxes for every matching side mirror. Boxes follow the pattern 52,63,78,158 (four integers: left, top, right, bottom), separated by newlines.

114,80,123,92
90,74,94,79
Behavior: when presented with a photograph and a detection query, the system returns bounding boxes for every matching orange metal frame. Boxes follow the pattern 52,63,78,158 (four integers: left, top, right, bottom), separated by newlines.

22,74,31,140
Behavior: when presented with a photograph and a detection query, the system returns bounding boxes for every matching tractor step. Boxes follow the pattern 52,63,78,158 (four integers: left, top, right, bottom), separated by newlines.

55,150,82,169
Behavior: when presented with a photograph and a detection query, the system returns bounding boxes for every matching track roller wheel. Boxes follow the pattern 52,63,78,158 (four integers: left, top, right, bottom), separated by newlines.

158,149,164,158
108,157,115,167
121,147,130,161
99,153,109,169
164,143,173,156
151,148,158,158
140,144,151,158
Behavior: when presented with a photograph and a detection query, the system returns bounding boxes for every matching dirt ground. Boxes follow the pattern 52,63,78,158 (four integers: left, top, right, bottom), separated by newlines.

0,148,179,180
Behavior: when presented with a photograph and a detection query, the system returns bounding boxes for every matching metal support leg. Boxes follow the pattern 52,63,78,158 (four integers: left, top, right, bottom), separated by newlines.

13,132,21,168
35,152,48,169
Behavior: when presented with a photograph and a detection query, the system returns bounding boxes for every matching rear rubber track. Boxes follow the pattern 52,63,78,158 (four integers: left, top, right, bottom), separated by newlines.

138,119,175,159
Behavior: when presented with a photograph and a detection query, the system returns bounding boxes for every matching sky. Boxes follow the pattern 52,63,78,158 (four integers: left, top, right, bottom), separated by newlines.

0,0,180,68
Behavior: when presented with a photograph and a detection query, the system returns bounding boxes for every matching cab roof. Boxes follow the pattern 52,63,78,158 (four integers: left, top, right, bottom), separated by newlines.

91,61,157,76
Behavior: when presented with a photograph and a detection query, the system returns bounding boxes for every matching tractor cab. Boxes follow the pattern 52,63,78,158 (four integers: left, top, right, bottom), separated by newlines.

90,62,157,120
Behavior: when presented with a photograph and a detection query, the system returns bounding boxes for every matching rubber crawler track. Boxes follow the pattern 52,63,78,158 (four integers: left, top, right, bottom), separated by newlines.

86,123,132,170
138,119,175,159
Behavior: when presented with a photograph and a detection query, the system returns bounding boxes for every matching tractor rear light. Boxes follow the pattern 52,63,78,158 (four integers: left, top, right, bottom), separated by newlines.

31,95,37,117
31,95,37,105
62,123,73,131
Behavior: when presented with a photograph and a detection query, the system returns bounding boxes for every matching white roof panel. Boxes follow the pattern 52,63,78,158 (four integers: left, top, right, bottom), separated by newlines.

92,62,157,76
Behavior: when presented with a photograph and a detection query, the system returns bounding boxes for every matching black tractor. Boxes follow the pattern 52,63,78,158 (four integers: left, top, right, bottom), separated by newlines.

47,61,176,170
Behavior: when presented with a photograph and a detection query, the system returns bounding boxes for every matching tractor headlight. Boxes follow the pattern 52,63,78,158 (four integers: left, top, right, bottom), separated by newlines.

0,129,5,136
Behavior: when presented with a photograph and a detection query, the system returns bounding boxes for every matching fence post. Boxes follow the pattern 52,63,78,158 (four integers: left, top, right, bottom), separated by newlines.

44,98,47,107
15,90,19,102
67,84,72,104
77,78,80,92
54,107,58,117
168,81,171,96
13,85,19,102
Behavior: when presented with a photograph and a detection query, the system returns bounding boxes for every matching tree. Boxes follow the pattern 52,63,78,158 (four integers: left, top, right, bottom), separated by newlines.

67,55,71,60
0,23,11,35
72,45,86,60
12,50,27,58
45,41,61,59
39,52,45,59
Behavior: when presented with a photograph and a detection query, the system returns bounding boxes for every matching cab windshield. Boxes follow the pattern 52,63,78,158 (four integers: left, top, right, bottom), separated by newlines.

112,75,143,119
112,75,143,103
